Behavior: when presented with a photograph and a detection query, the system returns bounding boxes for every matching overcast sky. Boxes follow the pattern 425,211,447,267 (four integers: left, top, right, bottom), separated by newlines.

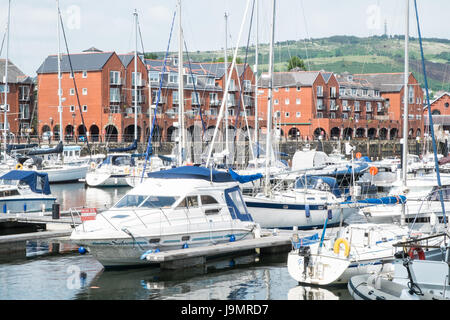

0,0,449,76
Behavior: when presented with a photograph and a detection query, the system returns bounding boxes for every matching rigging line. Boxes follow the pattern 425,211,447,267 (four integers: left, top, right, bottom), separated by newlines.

141,9,177,182
299,0,311,71
413,0,446,227
58,9,92,159
183,39,207,135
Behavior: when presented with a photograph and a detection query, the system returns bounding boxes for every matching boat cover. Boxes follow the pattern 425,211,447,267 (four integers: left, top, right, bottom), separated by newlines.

0,170,51,195
27,141,63,156
228,168,263,184
6,143,38,153
147,166,236,183
295,175,342,198
342,195,407,205
107,139,137,153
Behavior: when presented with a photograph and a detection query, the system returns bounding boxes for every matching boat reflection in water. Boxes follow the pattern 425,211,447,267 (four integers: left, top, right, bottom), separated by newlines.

287,285,351,300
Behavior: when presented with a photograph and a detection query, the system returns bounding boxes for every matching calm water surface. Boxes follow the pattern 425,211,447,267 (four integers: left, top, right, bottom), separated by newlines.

0,183,357,300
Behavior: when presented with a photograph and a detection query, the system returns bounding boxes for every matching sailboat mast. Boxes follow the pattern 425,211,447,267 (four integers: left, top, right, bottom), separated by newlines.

402,0,409,186
177,0,185,166
224,12,229,166
264,0,276,195
56,0,64,146
3,0,10,163
254,0,259,158
133,9,138,142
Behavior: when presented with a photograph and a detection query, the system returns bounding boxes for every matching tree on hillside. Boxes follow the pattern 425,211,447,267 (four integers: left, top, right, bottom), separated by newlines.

217,57,243,64
145,52,158,59
287,56,306,71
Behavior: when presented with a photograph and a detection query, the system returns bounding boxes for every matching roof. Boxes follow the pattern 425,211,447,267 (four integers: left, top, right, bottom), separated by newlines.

352,73,410,92
0,59,31,84
36,52,115,74
258,71,320,88
430,92,450,106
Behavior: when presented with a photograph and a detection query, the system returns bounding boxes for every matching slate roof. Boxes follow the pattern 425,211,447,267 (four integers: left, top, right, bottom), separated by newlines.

36,52,115,74
353,73,408,93
0,59,31,84
258,71,320,88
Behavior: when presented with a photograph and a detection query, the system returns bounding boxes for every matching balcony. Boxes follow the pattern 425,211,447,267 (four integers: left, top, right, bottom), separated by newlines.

342,105,351,112
110,78,124,86
330,104,338,111
132,95,146,104
210,99,221,106
317,104,325,111
366,106,372,112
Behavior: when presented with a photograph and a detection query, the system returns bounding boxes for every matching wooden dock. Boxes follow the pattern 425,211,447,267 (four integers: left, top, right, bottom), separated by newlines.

143,229,325,270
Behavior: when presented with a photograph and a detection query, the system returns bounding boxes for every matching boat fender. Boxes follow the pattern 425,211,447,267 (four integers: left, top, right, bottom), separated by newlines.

15,163,23,170
182,243,189,249
78,246,87,255
90,162,96,169
305,204,310,218
229,234,235,242
333,238,350,257
140,250,153,260
408,247,425,260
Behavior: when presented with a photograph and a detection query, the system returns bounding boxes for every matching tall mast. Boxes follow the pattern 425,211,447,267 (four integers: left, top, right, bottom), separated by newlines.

254,0,259,158
224,12,229,166
56,0,64,147
177,0,185,166
264,0,276,195
402,0,409,186
133,9,138,142
2,0,10,162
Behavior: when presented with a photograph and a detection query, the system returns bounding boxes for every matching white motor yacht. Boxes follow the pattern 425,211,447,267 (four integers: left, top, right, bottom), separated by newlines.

70,166,260,267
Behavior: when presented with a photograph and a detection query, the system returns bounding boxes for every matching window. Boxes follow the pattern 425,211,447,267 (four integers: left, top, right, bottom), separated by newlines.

317,99,324,109
206,77,215,86
354,101,360,111
330,112,336,119
366,102,372,112
363,89,368,96
19,104,30,119
317,112,323,118
110,105,120,114
316,86,323,96
177,196,199,208
110,88,120,102
285,87,290,92
274,111,281,118
274,87,279,92
132,72,143,86
149,71,159,82
201,195,218,205
82,105,87,112
82,88,88,95
352,88,357,95
19,86,30,100
274,99,279,105
296,86,301,92
110,71,121,85
69,88,75,96
70,105,75,112
355,114,360,120
342,100,348,107
172,90,179,104
446,103,450,108
168,73,178,84
285,98,290,105
209,93,218,105
339,87,345,95
330,87,336,97
140,196,179,209
375,90,380,97
191,92,200,105
408,86,414,104
342,113,348,119
296,111,301,118
296,98,301,105
187,74,197,85
285,112,290,118
229,79,235,91
82,71,87,78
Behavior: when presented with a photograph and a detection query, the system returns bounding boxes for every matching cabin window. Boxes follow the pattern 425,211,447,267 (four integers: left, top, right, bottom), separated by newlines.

140,196,178,209
176,196,199,209
200,195,219,205
114,195,147,208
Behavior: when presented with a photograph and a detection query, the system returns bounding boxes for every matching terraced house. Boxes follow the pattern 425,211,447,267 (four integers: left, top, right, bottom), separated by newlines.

0,59,35,138
36,47,149,143
257,70,424,141
145,57,256,142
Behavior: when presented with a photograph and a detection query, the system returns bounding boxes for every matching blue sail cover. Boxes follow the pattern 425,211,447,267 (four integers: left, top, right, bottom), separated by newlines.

295,175,342,198
147,166,236,183
355,195,407,205
6,144,38,153
107,139,137,153
27,141,63,156
0,170,51,195
228,168,263,184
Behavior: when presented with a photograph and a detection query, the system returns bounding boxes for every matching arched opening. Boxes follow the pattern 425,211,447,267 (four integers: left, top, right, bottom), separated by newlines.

90,125,100,142
123,125,141,142
343,127,353,140
432,109,441,115
288,127,300,140
356,127,365,138
408,128,414,139
416,129,421,138
167,126,177,142
379,128,388,140
77,125,87,142
390,128,398,140
105,125,118,142
151,125,162,142
330,127,340,140
313,127,326,140
65,125,74,141
368,128,377,139
52,125,60,141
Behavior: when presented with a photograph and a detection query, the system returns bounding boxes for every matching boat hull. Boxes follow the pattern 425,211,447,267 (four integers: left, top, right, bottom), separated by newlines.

85,172,130,187
39,165,89,183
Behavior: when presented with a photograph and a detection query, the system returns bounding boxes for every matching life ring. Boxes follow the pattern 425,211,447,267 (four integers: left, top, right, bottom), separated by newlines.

333,238,350,257
408,247,425,260
15,163,23,170
369,166,378,176
355,152,362,159
90,162,96,169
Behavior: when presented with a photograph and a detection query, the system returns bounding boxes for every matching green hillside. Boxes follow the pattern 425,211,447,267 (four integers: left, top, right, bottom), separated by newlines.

151,35,450,96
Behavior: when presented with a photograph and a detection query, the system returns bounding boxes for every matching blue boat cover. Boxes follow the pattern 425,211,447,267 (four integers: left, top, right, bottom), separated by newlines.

157,154,176,163
6,144,38,153
292,233,320,249
0,170,51,195
27,141,63,156
107,139,137,153
147,166,236,182
354,195,407,205
295,175,342,198
228,168,263,184
359,156,371,162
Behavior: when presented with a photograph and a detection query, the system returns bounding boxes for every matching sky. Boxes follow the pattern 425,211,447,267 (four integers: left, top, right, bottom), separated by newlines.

0,0,449,76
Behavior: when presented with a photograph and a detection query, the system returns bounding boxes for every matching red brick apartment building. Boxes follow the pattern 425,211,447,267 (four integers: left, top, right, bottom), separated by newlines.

257,70,424,141
36,47,149,142
36,49,257,143
0,59,35,138
423,92,450,132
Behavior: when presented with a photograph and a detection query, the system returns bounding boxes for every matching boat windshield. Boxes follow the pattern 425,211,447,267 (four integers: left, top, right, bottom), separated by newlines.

113,195,178,209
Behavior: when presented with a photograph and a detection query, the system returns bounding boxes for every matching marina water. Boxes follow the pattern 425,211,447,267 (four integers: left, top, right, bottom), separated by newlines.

0,183,361,300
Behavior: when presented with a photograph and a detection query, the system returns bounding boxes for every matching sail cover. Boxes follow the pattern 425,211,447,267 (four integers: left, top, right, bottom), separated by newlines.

0,170,51,195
